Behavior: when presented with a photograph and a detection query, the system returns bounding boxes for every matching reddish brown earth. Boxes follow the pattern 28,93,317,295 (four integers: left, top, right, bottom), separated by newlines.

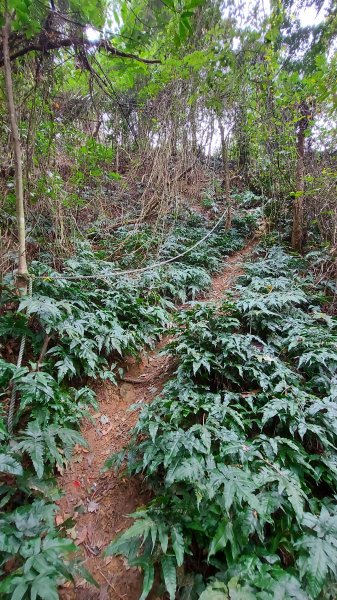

206,238,257,302
58,240,257,600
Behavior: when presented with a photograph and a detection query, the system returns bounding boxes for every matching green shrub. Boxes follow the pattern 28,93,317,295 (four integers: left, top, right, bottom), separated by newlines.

105,245,337,600
0,500,96,599
0,209,258,596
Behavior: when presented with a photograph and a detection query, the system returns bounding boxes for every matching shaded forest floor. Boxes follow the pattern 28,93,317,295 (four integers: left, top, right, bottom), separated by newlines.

58,238,257,600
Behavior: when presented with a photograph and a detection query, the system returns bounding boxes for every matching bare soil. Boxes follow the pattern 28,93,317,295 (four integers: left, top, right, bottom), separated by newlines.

58,240,257,600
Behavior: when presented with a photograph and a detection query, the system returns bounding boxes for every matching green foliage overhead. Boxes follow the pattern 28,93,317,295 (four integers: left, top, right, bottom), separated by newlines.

3,0,107,34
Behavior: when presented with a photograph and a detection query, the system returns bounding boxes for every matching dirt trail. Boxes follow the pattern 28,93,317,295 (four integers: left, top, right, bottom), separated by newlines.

59,240,257,600
205,238,257,302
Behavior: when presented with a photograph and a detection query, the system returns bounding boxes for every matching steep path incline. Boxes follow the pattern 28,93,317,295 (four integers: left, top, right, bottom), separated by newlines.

59,240,257,600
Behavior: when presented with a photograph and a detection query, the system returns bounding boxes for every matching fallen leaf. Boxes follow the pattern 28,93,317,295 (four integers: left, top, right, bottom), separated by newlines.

74,443,89,454
86,522,95,544
87,500,100,513
86,544,100,556
120,383,136,402
74,502,85,513
87,453,94,466
99,585,110,600
56,464,64,475
55,514,65,526
67,526,77,540
75,526,88,545
73,454,83,464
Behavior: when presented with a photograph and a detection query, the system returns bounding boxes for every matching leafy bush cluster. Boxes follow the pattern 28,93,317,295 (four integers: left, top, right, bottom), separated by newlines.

0,498,96,599
232,189,265,209
105,246,337,600
0,212,255,597
157,211,254,273
93,208,258,273
89,222,158,269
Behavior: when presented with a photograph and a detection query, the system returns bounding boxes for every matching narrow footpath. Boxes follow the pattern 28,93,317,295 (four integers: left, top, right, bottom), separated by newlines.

59,240,257,600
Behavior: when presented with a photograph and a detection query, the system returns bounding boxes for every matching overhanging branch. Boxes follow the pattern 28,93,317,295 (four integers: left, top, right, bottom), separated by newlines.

0,34,161,66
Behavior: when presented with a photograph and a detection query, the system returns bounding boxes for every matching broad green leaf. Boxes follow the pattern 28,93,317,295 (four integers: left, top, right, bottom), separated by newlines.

199,581,228,600
11,583,28,600
161,555,177,600
30,574,59,600
140,562,155,600
0,453,23,476
172,526,184,566
208,520,238,559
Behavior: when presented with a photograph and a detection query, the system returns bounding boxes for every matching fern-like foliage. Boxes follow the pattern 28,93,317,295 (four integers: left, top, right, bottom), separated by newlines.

104,245,337,600
0,211,259,597
0,500,96,599
16,420,86,478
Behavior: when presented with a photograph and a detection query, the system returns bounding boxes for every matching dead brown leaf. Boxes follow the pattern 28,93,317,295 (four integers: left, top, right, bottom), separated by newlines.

75,526,88,545
55,514,64,526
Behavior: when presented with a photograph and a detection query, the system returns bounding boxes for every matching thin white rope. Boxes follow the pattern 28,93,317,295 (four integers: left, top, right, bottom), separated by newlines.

34,210,227,281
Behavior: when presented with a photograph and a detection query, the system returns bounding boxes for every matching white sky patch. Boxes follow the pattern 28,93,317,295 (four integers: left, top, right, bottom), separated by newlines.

86,5,119,41
297,0,330,27
227,0,330,29
86,26,100,41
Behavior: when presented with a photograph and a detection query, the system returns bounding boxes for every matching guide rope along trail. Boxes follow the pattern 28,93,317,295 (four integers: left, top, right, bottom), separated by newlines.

26,209,228,281
7,209,228,430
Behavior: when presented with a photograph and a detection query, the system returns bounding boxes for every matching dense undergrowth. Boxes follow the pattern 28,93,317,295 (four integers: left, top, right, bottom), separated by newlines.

0,207,256,597
105,246,337,600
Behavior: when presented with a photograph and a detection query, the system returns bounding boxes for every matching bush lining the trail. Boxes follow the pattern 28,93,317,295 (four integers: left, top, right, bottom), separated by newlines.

105,246,337,600
0,210,255,597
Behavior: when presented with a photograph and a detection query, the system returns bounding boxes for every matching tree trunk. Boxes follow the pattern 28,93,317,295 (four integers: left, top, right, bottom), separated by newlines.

291,129,305,251
237,105,250,184
190,102,198,154
291,102,310,252
218,119,231,229
2,8,28,292
93,120,102,139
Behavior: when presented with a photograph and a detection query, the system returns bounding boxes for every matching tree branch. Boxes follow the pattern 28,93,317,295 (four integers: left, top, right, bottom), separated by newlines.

0,34,161,66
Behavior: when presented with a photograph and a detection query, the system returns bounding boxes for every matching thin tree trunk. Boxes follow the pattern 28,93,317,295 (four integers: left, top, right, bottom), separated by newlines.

190,102,198,154
219,119,231,229
291,129,305,251
291,103,310,252
2,8,28,292
237,104,249,184
93,120,102,139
